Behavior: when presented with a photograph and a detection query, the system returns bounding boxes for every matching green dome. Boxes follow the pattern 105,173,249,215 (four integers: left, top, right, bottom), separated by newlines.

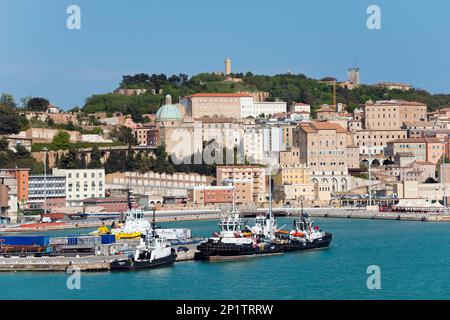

156,95,182,121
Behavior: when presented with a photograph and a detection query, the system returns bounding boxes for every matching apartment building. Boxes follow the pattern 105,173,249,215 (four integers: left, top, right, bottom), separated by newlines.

361,100,427,130
350,129,408,155
0,172,18,223
27,174,66,210
52,168,105,207
385,138,445,164
187,186,235,205
295,121,353,192
216,166,267,202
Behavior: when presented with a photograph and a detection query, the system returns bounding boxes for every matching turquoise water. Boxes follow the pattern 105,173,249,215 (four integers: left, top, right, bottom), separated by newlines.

1,218,450,300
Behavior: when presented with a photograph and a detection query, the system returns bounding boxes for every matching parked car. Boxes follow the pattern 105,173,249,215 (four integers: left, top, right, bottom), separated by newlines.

177,246,189,253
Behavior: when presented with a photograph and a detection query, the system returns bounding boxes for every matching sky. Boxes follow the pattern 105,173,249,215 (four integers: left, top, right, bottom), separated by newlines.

0,0,449,109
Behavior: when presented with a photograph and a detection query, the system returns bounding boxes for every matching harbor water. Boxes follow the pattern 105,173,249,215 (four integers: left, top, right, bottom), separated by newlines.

1,218,450,300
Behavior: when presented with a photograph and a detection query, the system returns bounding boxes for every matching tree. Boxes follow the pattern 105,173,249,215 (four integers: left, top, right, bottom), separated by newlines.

15,145,31,158
27,97,49,111
0,105,21,134
65,121,75,131
52,131,71,150
46,117,55,127
88,146,103,169
0,93,16,109
58,148,82,169
109,126,137,145
0,139,8,151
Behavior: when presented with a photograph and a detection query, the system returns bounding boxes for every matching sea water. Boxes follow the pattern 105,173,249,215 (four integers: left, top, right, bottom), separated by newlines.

1,218,450,300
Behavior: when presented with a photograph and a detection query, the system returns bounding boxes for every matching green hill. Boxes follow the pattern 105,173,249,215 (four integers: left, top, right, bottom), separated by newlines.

81,72,450,119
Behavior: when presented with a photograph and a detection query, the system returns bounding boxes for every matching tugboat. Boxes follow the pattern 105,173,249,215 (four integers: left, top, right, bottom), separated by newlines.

110,235,176,270
277,201,332,252
197,212,282,261
110,207,176,270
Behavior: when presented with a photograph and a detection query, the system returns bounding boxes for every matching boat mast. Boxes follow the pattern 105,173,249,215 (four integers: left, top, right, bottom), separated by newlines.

441,162,447,215
268,162,273,239
152,205,156,238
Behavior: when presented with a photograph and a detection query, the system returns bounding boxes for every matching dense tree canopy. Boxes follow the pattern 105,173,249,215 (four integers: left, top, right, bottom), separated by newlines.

0,104,21,134
26,97,49,111
0,93,16,109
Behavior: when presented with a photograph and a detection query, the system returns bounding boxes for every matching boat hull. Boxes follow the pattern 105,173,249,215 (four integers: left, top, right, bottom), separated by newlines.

110,253,176,271
197,241,283,260
280,233,332,252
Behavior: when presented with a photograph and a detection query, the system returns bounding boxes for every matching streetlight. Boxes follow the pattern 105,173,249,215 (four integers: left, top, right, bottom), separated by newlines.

42,147,48,215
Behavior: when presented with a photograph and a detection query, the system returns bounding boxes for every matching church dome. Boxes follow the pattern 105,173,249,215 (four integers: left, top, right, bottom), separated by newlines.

156,94,182,121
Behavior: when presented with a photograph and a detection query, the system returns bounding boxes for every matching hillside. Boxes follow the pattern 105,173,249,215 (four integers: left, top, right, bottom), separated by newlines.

81,72,450,119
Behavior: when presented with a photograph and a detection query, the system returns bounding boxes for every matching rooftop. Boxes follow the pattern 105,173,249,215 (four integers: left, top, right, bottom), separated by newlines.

189,93,252,98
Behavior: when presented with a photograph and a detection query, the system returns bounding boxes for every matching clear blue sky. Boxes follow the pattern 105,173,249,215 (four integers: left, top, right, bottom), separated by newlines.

0,0,449,109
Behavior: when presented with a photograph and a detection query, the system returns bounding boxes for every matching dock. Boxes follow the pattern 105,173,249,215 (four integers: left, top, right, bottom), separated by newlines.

0,255,128,272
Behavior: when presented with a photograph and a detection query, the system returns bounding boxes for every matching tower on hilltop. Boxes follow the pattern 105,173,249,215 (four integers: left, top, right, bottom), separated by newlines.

224,58,232,76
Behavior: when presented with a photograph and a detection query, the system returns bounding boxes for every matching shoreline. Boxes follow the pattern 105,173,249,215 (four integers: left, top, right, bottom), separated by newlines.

2,209,450,233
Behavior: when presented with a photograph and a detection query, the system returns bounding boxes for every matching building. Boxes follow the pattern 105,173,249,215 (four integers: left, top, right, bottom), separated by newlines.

52,168,105,207
0,168,29,205
361,100,427,131
216,166,267,202
375,82,412,91
133,125,160,147
291,102,311,114
187,186,234,205
0,172,18,223
295,121,353,192
82,197,129,213
1,135,32,152
241,101,287,118
157,95,202,162
106,171,213,198
350,129,408,155
243,127,265,164
181,93,253,119
385,138,445,165
27,174,66,210
273,164,310,187
279,148,301,166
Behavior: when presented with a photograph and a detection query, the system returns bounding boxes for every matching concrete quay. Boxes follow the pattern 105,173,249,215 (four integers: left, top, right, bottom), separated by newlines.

279,208,450,222
0,255,128,272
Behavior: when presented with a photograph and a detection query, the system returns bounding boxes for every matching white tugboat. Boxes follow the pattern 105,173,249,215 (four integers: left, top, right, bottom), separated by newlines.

110,209,176,270
197,212,282,261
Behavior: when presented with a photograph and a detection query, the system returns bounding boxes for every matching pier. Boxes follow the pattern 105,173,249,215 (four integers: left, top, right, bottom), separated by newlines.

0,255,127,272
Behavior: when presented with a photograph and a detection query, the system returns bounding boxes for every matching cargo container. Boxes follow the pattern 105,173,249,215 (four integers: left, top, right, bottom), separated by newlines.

101,234,116,245
0,236,49,247
67,237,78,245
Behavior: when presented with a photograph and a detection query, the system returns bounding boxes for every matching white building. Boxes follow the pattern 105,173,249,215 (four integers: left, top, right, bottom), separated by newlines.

263,126,285,153
53,169,105,207
241,101,287,118
243,127,265,164
292,102,311,114
81,134,113,143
